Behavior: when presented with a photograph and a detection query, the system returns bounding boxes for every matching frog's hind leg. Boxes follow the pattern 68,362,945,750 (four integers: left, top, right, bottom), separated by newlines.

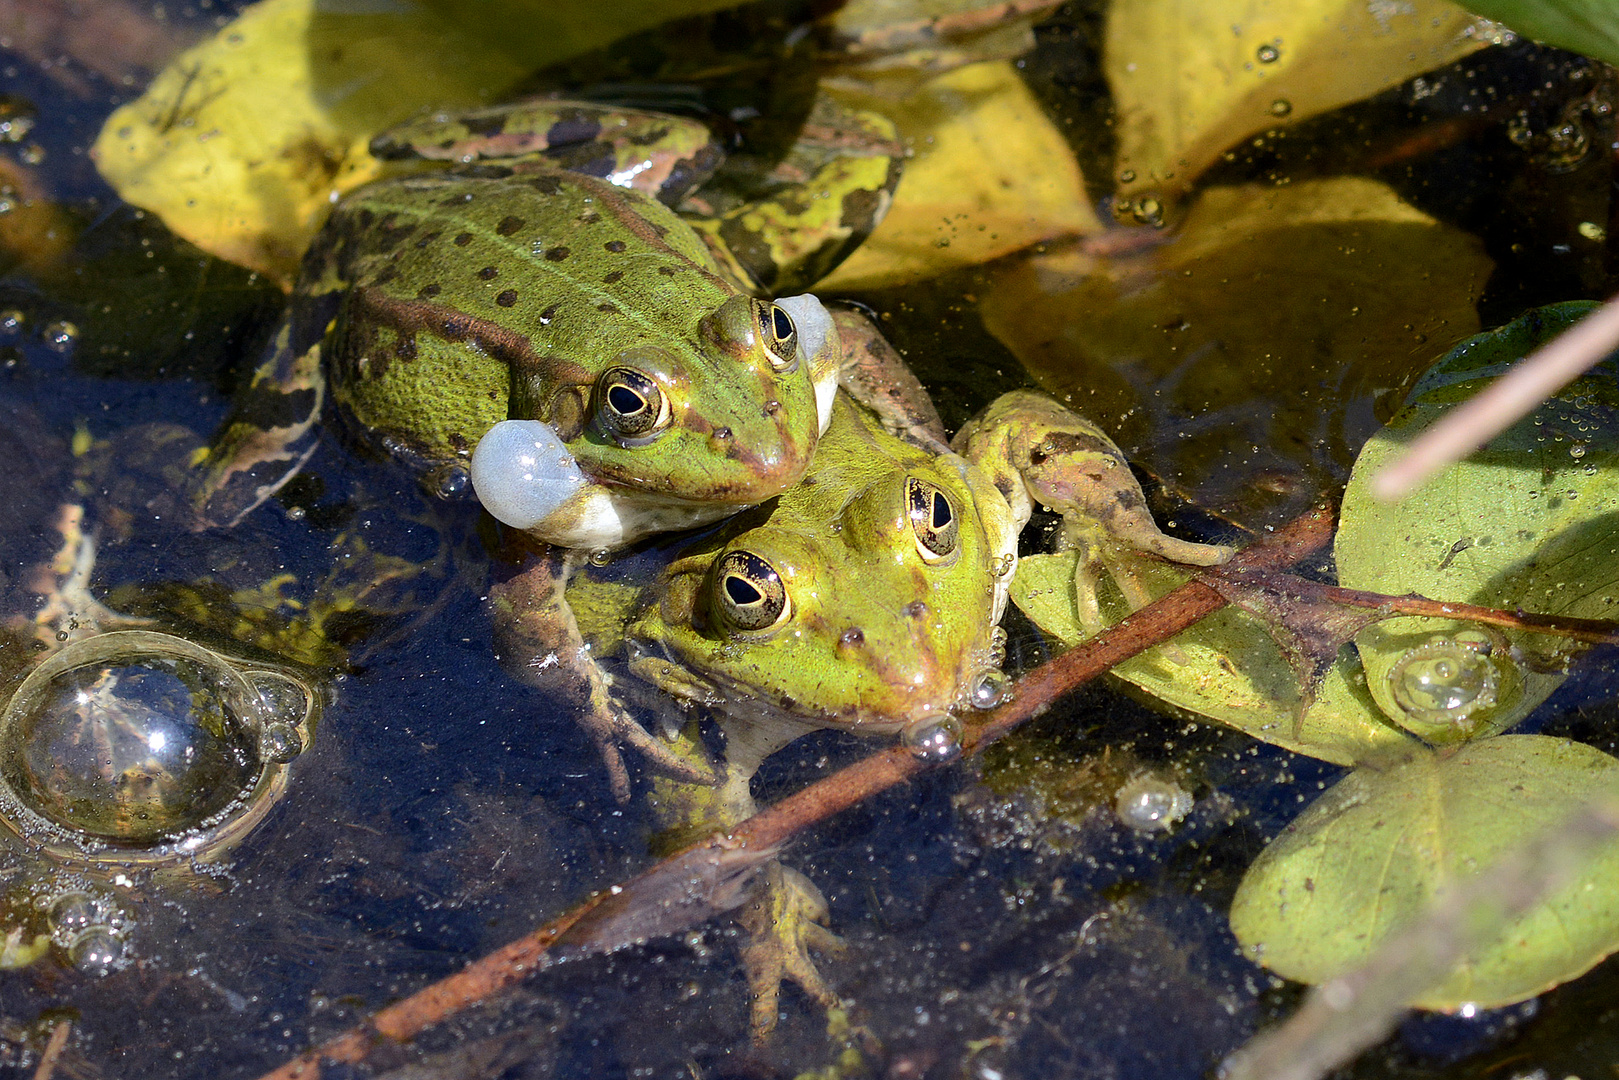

189,303,328,530
740,861,845,1041
682,93,905,297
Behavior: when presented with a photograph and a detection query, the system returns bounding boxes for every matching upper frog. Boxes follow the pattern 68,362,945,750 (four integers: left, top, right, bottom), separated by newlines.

195,97,903,549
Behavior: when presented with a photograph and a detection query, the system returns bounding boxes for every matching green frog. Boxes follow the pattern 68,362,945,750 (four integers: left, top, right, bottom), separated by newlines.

548,364,1235,1037
194,95,904,546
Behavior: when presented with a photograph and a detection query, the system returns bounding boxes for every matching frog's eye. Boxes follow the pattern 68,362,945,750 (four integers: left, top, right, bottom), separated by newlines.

907,478,958,562
712,551,790,633
595,367,671,443
753,299,799,373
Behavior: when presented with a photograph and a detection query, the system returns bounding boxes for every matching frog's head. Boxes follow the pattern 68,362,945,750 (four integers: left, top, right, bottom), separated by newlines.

469,292,839,551
625,414,1014,729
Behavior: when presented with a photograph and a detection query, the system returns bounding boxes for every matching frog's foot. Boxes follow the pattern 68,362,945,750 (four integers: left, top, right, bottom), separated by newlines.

829,307,951,454
738,862,846,1041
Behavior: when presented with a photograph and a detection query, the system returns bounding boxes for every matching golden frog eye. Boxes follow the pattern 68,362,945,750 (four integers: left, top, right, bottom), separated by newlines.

753,299,799,373
595,367,671,442
712,551,790,633
907,477,958,562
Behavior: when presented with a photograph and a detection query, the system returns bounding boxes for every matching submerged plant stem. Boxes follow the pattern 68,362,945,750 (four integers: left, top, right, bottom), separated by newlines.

250,506,1336,1080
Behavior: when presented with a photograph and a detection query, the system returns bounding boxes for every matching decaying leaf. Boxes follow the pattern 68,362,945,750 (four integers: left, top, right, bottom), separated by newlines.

91,0,741,280
1231,735,1619,1011
980,176,1491,520
1106,0,1498,208
816,59,1100,292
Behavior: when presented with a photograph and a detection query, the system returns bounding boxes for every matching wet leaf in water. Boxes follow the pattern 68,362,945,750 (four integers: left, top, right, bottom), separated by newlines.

91,0,742,280
1231,734,1619,1010
980,177,1491,520
1009,551,1416,766
1338,302,1619,745
817,60,1100,291
1461,1,1619,65
1106,0,1496,208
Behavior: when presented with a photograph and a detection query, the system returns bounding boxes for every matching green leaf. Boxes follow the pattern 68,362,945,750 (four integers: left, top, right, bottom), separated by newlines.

1008,553,1416,766
1461,1,1619,66
1231,735,1619,1010
1337,301,1619,743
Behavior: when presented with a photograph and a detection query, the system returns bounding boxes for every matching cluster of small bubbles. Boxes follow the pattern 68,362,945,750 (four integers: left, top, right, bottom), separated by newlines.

40,320,78,354
1114,773,1193,832
258,720,304,764
46,891,130,976
901,715,963,764
1114,195,1163,227
1269,99,1292,117
1388,637,1500,727
969,668,1012,710
0,96,35,144
988,626,1008,665
1256,43,1280,63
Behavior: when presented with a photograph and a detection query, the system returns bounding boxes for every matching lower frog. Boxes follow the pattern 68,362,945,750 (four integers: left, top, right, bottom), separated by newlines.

529,356,1235,1036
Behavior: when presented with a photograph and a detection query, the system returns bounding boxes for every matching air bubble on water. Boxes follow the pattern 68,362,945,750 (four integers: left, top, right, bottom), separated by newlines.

42,320,78,353
1114,774,1193,832
1256,43,1280,63
1388,639,1500,728
969,668,1012,710
1269,99,1292,116
66,926,126,976
589,549,612,567
901,715,963,764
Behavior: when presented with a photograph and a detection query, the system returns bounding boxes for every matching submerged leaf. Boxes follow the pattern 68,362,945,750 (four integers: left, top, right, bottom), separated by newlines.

1106,0,1496,206
1231,735,1619,1010
980,177,1491,521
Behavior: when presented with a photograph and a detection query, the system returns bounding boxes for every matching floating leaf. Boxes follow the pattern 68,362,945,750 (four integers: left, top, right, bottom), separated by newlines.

1231,735,1619,1010
1461,1,1619,66
816,60,1100,292
92,0,740,280
1337,302,1619,744
980,177,1491,520
1106,0,1496,207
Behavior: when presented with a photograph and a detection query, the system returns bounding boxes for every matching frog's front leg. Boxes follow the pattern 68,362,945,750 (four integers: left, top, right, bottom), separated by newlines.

645,715,845,1041
956,390,1235,636
490,547,715,802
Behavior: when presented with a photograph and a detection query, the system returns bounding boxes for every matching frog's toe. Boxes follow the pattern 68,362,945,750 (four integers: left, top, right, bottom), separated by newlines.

582,701,717,802
739,863,845,1041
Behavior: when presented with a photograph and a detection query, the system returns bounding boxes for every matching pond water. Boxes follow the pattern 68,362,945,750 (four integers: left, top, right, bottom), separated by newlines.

1,3,1618,1078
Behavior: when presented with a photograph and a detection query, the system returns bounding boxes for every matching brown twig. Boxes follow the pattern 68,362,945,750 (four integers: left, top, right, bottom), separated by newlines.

250,505,1335,1080
1209,566,1619,646
31,1018,71,1080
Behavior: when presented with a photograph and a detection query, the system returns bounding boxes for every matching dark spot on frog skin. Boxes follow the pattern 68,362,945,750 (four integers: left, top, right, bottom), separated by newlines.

414,230,441,248
529,176,561,195
496,215,526,237
597,303,619,314
1027,430,1116,465
371,266,398,286
1112,487,1143,511
603,270,624,284
657,266,678,277
460,113,505,139
545,246,571,262
839,186,884,232
546,114,603,146
578,211,601,225
418,283,442,299
477,266,498,280
497,290,519,307
357,208,375,228
604,240,627,253
453,233,473,246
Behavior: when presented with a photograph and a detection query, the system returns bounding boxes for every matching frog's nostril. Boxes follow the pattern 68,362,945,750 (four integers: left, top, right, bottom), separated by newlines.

837,627,865,652
764,399,781,416
903,600,929,619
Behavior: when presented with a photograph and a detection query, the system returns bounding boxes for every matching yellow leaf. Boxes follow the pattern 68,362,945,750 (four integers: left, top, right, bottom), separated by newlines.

979,177,1491,517
817,59,1100,292
1107,0,1497,207
92,0,743,281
